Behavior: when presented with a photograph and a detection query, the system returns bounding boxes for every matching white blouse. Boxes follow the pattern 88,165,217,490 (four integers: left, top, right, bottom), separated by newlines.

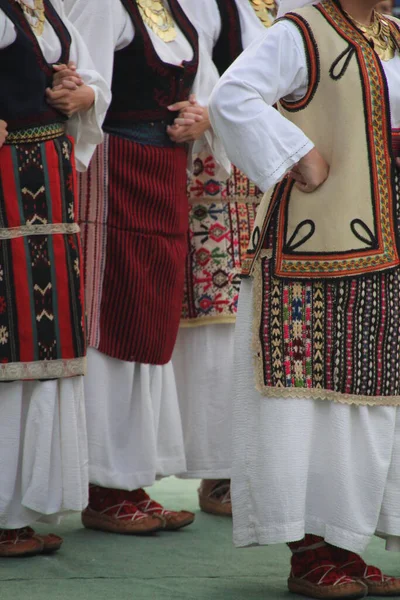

0,0,111,171
209,20,400,192
63,0,230,175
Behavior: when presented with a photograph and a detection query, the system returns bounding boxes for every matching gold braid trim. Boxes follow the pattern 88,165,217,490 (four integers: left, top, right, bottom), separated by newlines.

5,123,66,145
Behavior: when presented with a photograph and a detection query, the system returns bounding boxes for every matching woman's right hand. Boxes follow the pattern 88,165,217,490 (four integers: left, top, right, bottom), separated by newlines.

289,147,329,193
0,120,8,148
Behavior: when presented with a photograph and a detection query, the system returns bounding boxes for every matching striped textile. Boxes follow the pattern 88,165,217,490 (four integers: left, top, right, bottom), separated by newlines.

79,133,188,365
0,134,86,380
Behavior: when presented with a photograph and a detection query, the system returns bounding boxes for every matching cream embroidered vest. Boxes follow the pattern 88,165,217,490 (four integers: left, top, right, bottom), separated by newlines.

242,1,400,279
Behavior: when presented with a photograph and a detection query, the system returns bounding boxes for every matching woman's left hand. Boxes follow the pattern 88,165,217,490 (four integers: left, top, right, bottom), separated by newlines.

53,62,83,91
46,85,95,117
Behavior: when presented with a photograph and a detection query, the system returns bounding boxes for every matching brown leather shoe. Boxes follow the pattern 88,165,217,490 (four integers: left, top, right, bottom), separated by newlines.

127,489,195,532
288,575,368,599
82,486,163,535
24,529,64,554
0,528,44,558
198,479,232,517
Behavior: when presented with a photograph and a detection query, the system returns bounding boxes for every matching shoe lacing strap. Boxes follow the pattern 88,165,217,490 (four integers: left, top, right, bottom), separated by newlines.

100,501,147,521
208,481,231,505
136,499,173,517
344,560,395,583
297,564,355,587
0,528,29,545
291,541,327,554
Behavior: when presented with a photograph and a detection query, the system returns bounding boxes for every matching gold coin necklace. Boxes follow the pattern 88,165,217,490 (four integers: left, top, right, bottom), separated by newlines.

137,0,177,43
15,0,46,37
250,0,277,28
346,10,397,61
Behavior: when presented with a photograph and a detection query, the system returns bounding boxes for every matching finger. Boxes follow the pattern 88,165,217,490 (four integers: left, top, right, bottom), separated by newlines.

174,118,197,126
295,181,317,193
168,101,192,111
61,80,79,91
67,61,77,70
181,113,203,122
54,70,81,81
189,94,197,104
54,71,83,84
289,171,307,185
46,87,70,100
180,106,204,116
53,63,68,71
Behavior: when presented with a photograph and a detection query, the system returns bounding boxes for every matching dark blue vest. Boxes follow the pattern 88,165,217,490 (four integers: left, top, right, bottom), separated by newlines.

0,0,71,131
104,0,199,128
213,0,244,76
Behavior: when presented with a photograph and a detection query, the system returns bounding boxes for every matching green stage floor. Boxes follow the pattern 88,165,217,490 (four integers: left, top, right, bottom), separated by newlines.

2,478,399,600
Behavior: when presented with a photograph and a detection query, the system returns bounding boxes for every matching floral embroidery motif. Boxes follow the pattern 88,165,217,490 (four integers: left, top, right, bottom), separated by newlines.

183,154,263,324
181,200,258,324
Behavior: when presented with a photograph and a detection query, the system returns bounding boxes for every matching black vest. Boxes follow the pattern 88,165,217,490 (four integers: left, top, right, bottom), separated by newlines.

213,0,244,76
104,0,199,128
0,0,70,131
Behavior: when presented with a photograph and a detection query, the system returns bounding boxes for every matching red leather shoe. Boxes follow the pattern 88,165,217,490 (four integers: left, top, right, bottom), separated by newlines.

288,536,367,599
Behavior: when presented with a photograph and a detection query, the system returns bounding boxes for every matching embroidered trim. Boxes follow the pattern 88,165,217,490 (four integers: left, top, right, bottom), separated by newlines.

242,181,286,276
0,357,86,381
252,252,400,407
5,123,66,145
180,315,236,327
279,13,320,112
254,384,400,407
273,1,398,278
0,223,80,239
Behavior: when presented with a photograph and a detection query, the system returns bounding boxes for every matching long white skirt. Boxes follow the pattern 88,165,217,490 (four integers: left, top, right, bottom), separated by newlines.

84,349,186,491
0,376,87,529
232,280,400,554
173,325,234,479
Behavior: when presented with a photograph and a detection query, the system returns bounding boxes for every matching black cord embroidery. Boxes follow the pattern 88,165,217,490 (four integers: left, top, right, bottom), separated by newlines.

329,45,356,80
284,219,316,252
350,219,377,247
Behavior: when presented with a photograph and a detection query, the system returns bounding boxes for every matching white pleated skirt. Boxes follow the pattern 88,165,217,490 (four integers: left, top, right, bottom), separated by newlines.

84,349,186,491
232,280,400,554
0,376,88,529
173,324,234,479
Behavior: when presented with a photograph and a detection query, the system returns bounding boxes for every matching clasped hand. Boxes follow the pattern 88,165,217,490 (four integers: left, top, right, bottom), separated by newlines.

167,94,210,143
46,62,94,118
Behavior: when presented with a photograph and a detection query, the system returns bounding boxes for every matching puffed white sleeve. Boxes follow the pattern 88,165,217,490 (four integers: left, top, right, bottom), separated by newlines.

63,0,133,86
190,36,231,179
63,16,111,171
61,0,133,171
209,20,314,192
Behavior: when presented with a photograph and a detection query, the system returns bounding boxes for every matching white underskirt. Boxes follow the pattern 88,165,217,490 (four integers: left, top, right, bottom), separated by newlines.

84,349,186,491
173,325,234,479
232,280,400,554
0,376,88,529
